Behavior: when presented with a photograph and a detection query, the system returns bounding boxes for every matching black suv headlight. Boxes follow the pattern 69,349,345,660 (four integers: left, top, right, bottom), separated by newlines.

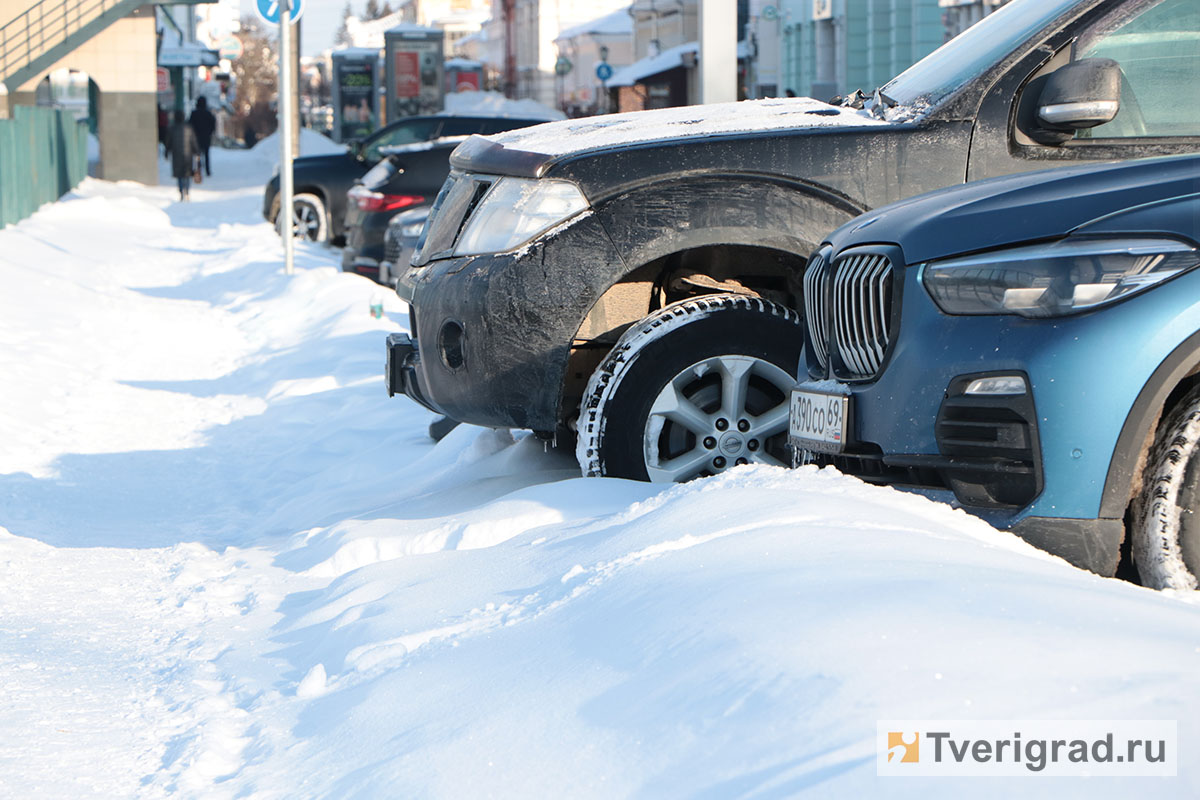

453,178,589,256
922,237,1200,318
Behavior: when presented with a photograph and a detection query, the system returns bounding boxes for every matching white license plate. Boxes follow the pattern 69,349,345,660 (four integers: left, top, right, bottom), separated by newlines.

789,387,848,454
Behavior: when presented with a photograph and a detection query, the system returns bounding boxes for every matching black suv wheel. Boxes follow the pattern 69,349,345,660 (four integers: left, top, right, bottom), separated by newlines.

577,294,803,481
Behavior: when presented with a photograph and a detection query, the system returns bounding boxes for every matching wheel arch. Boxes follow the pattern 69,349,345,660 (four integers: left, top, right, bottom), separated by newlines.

560,177,856,424
294,186,328,206
1101,331,1200,519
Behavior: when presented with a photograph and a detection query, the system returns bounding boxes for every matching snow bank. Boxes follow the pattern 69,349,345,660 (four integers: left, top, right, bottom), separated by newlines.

251,127,348,166
0,144,1197,799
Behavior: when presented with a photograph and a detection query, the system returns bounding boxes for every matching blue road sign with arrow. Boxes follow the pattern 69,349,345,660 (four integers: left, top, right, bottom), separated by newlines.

256,0,304,25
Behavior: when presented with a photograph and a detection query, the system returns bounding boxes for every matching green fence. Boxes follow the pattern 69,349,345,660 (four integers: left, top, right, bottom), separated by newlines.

0,105,88,228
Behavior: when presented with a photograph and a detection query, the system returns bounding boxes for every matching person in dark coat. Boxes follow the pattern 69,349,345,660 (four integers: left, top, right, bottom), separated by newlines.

188,96,217,176
167,110,200,201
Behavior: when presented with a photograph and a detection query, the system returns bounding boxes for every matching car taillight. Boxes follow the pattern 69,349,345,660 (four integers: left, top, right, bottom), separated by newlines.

349,185,424,213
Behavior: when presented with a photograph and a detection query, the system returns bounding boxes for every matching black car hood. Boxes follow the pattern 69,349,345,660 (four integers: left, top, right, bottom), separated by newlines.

450,97,896,178
830,154,1200,264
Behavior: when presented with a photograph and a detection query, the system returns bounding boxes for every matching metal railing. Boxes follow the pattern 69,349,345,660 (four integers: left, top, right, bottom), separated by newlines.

0,0,130,88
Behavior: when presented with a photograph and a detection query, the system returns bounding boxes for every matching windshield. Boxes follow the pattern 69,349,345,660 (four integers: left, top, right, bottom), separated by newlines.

883,0,1085,107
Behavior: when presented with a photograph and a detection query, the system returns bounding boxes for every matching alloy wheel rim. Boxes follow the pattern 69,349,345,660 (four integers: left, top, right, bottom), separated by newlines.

293,203,319,240
642,355,793,482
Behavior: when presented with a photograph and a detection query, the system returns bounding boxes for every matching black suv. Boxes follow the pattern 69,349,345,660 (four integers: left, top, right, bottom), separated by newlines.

261,114,551,245
387,0,1199,481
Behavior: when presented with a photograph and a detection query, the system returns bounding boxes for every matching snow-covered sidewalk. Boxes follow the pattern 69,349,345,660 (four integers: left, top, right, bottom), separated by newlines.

1,146,1198,799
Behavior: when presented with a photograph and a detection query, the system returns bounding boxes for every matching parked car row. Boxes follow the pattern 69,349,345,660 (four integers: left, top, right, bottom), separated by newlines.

382,0,1198,587
260,113,551,283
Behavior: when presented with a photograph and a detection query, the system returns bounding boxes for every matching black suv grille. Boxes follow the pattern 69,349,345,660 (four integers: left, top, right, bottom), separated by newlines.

804,250,895,379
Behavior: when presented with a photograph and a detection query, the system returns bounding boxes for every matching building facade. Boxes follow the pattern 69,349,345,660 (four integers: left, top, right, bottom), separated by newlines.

1,1,158,183
413,0,1015,112
553,7,633,115
760,0,1010,102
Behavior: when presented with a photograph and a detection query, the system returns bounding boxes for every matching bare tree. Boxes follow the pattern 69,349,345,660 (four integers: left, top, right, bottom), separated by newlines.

334,2,353,48
232,15,279,139
364,0,394,21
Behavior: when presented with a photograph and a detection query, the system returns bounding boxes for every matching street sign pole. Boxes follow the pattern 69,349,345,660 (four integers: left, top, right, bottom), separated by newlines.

279,0,295,275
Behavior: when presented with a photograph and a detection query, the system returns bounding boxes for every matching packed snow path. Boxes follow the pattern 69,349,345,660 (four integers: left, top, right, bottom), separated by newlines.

1,146,1198,798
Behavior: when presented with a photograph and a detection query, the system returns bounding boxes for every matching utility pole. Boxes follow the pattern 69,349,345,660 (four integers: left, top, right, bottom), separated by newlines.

279,0,295,275
699,0,737,104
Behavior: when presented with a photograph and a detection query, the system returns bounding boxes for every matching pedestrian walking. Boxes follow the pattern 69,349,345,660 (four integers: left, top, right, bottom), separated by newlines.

167,110,200,201
189,97,217,177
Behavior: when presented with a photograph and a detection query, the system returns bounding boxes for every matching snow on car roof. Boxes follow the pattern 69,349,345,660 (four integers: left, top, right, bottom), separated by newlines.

442,90,566,121
484,96,890,157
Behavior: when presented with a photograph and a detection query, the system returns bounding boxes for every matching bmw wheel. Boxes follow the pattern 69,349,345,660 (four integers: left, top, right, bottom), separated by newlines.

577,294,803,482
1134,385,1200,590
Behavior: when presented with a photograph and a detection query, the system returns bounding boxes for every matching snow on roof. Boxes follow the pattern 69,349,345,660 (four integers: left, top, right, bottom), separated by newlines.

445,57,483,69
457,29,488,45
486,96,886,157
606,40,697,87
554,6,634,43
608,39,752,87
331,47,383,59
443,90,566,121
385,22,441,34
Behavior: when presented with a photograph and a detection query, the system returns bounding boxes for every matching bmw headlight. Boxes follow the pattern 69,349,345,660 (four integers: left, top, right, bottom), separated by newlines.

453,178,589,257
922,238,1200,318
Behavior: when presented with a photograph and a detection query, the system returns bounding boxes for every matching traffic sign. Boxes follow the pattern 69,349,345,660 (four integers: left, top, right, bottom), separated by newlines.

595,62,614,82
256,0,303,26
218,36,244,61
555,56,573,77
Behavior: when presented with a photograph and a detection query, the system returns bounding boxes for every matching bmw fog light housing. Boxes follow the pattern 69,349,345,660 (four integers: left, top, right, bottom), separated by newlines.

963,375,1027,396
453,178,589,256
922,238,1200,318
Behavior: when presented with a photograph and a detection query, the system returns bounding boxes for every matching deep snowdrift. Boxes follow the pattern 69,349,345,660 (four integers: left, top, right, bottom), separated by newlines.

0,146,1196,799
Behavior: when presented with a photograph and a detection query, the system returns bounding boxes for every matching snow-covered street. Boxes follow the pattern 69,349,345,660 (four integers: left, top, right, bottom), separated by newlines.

1,146,1198,798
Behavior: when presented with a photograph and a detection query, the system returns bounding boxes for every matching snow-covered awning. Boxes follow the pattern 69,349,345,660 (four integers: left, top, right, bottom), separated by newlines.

606,41,697,87
606,40,750,87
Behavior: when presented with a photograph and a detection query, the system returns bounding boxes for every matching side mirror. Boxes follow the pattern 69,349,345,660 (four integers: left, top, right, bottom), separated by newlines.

1031,58,1121,145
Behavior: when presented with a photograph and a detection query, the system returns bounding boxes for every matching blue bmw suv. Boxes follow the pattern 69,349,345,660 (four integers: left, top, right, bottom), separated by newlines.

789,154,1200,588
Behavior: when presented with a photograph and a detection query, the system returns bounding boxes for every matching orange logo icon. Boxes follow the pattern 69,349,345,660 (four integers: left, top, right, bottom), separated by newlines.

887,732,920,763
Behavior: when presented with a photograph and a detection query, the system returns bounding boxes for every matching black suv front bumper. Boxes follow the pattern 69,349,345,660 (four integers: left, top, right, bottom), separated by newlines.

385,333,438,413
385,210,627,432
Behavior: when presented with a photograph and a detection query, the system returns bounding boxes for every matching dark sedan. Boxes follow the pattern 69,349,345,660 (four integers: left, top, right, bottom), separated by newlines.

262,114,551,245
